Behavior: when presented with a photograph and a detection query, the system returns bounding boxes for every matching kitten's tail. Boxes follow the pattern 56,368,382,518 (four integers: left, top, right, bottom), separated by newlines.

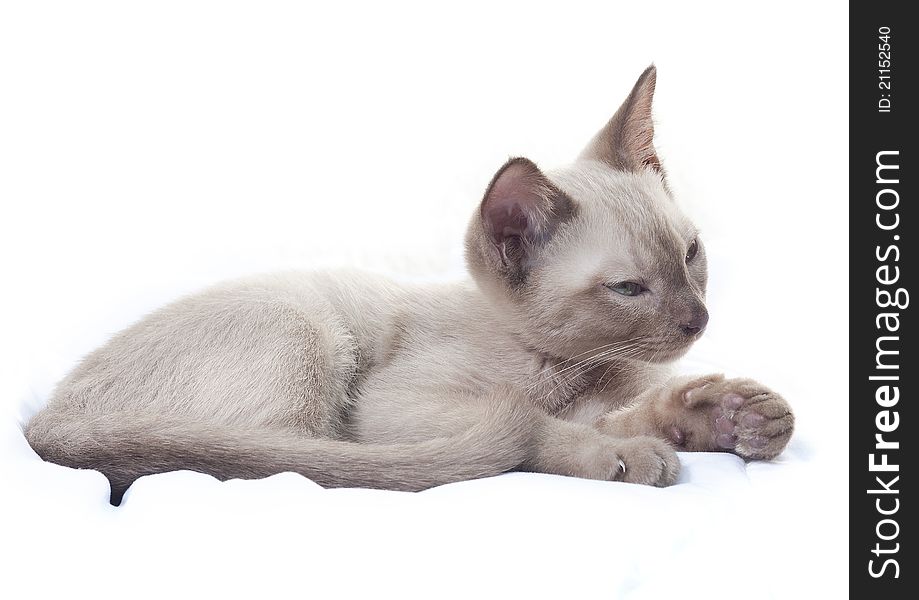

24,397,537,505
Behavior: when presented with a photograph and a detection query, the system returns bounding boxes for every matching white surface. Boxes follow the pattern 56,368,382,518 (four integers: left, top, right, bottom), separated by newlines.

1,1,847,598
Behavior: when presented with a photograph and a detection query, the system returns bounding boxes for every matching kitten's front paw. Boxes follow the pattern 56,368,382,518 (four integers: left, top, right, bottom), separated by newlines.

668,375,794,460
611,436,680,487
572,435,679,487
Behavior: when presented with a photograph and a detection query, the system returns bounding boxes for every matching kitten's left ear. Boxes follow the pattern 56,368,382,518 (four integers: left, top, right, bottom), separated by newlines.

580,64,663,174
472,157,575,287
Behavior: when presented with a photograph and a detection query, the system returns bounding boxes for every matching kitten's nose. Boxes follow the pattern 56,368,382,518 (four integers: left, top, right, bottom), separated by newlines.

680,309,709,336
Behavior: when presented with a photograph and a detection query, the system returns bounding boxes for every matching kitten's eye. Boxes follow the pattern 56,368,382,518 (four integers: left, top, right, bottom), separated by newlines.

685,238,699,263
606,281,646,297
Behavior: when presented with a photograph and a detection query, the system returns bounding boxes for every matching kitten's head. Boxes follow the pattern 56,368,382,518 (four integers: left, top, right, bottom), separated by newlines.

466,66,708,363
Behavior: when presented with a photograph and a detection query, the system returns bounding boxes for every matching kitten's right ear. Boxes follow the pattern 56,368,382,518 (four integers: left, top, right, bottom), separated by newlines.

579,65,663,174
472,157,575,287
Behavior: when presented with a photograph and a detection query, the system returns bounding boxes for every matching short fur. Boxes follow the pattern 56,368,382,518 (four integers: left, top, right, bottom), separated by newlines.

25,66,794,505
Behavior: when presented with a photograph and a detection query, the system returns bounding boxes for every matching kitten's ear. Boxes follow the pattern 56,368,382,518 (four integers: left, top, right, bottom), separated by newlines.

475,157,575,286
580,64,662,174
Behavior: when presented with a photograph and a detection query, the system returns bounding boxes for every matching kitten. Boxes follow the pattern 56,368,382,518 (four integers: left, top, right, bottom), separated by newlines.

25,66,793,505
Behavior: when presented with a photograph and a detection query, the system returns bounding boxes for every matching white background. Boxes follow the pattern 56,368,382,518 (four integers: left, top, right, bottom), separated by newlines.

1,1,848,598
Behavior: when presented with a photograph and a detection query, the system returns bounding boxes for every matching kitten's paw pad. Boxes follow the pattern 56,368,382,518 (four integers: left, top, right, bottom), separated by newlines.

675,377,794,460
733,394,795,460
611,436,680,487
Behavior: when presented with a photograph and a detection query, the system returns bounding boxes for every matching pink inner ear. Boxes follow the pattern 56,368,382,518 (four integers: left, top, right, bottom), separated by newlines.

485,201,529,240
482,160,545,243
579,65,663,174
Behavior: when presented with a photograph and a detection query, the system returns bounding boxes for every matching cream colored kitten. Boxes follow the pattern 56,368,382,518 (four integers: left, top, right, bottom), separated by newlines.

25,66,794,505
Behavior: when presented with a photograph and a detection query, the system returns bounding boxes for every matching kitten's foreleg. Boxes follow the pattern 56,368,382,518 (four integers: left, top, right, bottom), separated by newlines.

596,374,794,460
353,382,679,487
524,415,679,486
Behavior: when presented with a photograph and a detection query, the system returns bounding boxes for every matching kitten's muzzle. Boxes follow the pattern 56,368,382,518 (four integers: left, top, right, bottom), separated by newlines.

679,307,709,337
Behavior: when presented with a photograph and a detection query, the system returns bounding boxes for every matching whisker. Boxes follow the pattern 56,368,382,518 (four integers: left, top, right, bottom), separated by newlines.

537,339,646,403
528,341,621,381
594,342,651,395
595,361,618,395
527,337,643,391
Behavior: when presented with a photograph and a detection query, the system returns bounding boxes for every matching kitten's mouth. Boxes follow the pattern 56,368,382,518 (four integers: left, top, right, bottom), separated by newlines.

641,339,699,363
643,349,687,363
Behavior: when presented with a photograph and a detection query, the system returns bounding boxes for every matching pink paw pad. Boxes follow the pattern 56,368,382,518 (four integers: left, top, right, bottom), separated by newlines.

677,377,793,459
711,393,746,449
742,413,766,427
